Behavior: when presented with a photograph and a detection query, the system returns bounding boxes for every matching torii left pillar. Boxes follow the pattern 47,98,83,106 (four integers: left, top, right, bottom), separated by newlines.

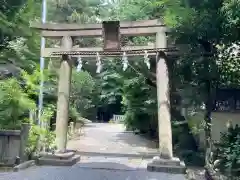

37,36,80,166
55,36,72,153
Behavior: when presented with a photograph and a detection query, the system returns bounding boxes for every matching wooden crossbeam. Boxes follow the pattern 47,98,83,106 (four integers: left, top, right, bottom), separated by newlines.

42,45,155,57
42,46,179,58
31,19,164,31
51,49,175,57
31,19,168,38
41,27,166,38
44,51,179,58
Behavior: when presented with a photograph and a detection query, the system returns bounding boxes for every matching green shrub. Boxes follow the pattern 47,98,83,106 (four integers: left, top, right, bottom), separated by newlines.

26,105,56,157
0,78,35,129
70,71,96,118
109,119,114,123
69,106,90,125
213,124,240,177
69,106,81,123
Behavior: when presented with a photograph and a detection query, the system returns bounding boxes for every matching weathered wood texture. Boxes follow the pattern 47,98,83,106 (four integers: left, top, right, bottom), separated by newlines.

42,46,155,57
31,19,175,57
103,21,121,50
31,19,167,38
0,124,30,165
41,27,166,37
31,19,165,30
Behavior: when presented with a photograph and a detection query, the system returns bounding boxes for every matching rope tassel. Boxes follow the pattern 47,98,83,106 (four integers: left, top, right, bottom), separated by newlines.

122,52,128,71
144,50,150,69
76,56,82,72
96,52,102,73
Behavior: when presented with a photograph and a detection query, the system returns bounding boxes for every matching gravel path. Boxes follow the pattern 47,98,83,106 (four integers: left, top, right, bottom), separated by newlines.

67,123,158,156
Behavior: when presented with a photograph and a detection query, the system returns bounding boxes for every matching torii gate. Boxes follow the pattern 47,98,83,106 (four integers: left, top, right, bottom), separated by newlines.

31,19,185,173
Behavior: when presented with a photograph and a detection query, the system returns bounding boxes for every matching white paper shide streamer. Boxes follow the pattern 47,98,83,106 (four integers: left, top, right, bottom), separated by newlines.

76,56,82,72
96,52,102,73
144,50,150,69
122,52,128,71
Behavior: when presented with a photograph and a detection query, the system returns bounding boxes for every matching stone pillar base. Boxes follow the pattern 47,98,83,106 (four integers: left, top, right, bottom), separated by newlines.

36,151,80,166
147,156,186,174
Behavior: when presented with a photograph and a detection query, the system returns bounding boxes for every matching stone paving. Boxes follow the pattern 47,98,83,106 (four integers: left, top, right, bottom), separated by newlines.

79,156,150,170
67,123,159,156
0,156,185,180
0,123,187,180
0,163,185,180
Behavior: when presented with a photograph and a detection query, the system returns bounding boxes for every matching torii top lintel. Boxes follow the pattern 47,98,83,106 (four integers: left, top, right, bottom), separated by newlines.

30,19,176,57
30,19,169,38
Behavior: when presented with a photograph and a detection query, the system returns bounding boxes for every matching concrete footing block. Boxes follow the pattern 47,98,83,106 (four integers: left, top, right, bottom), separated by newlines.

147,156,186,174
36,151,80,166
13,160,35,172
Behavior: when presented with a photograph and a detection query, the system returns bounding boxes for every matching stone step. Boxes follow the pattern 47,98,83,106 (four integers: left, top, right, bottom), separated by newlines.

74,151,159,158
147,162,186,174
151,157,181,166
39,152,75,160
36,155,80,166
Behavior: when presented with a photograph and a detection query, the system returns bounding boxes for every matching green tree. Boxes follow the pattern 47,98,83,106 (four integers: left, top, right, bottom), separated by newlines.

0,76,36,130
70,70,96,118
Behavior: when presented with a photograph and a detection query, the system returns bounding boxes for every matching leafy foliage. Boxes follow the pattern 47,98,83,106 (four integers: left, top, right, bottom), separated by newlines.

26,105,56,157
213,124,240,177
0,77,35,129
97,60,124,105
123,76,157,136
70,70,96,118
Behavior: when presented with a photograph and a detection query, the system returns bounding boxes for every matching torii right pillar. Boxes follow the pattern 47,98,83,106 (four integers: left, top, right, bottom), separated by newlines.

147,29,186,174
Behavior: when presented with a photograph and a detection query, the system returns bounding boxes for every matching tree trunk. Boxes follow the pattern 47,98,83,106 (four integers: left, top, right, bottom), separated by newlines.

204,79,213,165
199,39,216,165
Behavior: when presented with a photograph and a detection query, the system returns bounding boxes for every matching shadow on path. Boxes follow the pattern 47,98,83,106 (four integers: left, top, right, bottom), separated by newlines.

114,132,158,150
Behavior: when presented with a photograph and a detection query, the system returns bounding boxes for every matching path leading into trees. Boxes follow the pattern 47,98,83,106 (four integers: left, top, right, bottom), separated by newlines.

0,123,187,180
67,123,159,157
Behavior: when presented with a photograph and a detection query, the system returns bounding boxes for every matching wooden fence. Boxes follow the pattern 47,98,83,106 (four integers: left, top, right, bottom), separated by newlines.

0,124,30,165
113,115,125,123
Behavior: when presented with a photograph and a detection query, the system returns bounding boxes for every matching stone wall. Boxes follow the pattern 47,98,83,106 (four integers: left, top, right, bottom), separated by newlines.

191,112,240,149
0,124,30,166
